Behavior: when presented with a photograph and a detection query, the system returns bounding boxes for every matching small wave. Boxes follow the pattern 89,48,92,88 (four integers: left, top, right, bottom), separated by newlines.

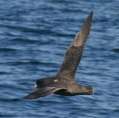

0,98,21,102
0,47,17,52
0,113,15,117
0,24,41,34
112,48,119,53
11,37,40,44
0,71,12,75
0,23,73,38
11,37,54,45
1,60,57,66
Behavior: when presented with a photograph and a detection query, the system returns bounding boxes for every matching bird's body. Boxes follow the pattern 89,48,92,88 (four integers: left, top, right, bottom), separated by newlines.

24,12,93,99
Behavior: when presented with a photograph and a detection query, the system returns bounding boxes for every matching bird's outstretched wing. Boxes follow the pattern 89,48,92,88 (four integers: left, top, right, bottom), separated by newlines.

57,12,93,78
24,87,64,99
24,77,66,99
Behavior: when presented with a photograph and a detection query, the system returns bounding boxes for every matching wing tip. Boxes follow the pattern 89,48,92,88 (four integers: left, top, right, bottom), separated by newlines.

72,11,93,47
90,11,93,19
86,11,93,24
23,89,39,99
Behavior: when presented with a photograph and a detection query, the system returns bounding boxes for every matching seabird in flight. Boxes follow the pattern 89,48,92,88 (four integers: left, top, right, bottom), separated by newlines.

24,11,93,99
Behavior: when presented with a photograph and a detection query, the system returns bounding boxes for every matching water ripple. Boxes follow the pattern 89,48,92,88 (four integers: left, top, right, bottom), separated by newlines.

0,0,119,118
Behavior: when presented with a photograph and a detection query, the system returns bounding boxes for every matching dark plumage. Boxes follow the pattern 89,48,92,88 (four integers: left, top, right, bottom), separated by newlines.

24,11,93,99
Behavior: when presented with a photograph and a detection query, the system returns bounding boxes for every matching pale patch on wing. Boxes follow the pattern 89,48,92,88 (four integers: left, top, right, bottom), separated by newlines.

34,83,37,88
54,79,58,82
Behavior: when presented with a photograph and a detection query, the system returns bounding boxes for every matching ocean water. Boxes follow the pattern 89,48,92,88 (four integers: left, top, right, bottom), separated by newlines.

0,0,119,118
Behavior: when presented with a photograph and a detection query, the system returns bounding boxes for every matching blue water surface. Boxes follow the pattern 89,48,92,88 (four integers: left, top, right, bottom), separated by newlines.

0,0,119,118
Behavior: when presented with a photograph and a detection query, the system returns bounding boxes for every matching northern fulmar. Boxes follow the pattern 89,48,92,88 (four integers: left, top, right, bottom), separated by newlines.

24,11,93,99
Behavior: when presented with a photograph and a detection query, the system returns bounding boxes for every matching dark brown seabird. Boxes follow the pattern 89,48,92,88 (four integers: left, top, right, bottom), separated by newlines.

24,11,93,99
